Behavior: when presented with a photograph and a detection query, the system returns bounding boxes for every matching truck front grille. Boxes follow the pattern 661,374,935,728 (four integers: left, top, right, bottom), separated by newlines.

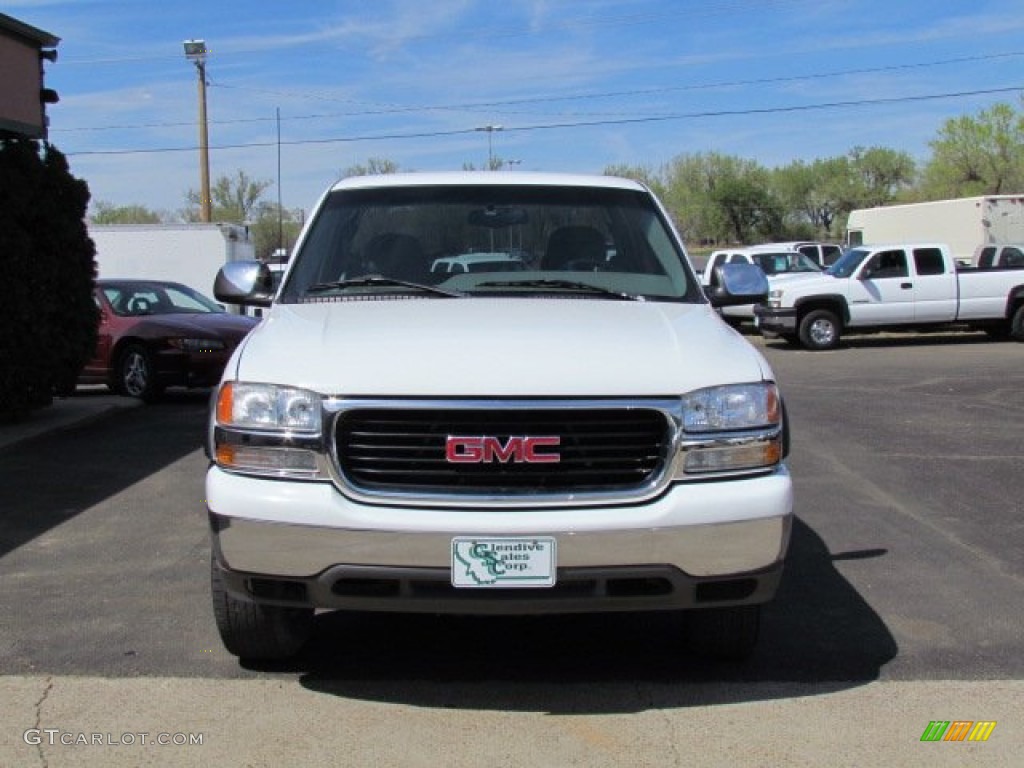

333,406,672,496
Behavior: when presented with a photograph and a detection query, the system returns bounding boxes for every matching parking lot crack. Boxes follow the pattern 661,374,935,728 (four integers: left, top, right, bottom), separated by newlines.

32,677,54,768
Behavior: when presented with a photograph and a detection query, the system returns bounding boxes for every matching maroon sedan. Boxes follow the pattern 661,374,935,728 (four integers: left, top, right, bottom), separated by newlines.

79,279,258,401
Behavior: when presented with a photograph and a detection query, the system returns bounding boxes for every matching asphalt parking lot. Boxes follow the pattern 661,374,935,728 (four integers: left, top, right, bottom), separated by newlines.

0,331,1021,766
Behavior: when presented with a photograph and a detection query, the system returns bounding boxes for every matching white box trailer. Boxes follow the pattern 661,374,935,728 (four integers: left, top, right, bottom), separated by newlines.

88,223,255,297
845,196,1024,265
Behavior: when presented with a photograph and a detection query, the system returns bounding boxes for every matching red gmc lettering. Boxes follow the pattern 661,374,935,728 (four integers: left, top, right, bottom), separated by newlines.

445,436,561,464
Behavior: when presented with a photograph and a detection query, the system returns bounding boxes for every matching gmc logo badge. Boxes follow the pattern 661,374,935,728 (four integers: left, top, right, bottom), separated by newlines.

445,435,561,464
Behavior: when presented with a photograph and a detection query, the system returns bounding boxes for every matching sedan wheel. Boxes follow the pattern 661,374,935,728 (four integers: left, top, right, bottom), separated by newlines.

118,344,162,402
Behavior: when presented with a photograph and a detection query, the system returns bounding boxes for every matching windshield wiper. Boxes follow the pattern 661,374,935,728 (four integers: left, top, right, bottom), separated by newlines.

473,279,644,301
306,275,464,298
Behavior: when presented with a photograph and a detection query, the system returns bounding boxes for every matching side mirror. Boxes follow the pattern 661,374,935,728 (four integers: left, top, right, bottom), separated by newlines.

214,261,274,307
705,262,769,307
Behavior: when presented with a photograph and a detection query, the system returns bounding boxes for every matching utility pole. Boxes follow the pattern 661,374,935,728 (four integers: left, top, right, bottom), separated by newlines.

475,124,503,170
184,40,212,223
276,107,283,252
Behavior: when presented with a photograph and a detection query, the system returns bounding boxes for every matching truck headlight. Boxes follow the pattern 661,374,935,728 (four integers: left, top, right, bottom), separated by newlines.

767,289,783,309
212,382,324,477
681,383,779,432
216,382,321,432
677,383,783,476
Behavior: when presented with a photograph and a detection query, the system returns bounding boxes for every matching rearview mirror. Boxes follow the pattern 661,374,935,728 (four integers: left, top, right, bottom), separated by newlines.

704,263,769,307
467,206,528,228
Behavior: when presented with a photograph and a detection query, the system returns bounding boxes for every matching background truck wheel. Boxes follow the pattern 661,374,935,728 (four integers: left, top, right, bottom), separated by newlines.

798,309,841,350
685,604,760,661
211,556,313,661
117,344,163,402
1011,304,1024,342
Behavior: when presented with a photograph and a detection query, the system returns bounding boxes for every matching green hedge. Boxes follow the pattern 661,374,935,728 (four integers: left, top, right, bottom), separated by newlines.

0,138,98,421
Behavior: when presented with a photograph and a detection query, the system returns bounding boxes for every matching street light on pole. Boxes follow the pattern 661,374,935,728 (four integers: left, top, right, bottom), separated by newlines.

183,39,211,223
475,124,503,170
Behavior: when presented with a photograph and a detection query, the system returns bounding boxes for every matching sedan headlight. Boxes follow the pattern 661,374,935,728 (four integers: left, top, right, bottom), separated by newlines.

677,383,783,476
168,337,226,352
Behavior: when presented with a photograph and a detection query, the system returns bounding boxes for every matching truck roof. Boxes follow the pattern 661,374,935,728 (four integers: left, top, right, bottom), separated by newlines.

847,242,950,251
330,171,648,192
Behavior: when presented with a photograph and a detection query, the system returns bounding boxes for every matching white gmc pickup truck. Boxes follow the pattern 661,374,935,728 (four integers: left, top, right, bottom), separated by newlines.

755,242,1024,349
206,172,793,661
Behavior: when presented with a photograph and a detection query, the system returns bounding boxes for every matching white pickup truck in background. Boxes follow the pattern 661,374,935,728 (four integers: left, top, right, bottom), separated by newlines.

206,172,793,663
974,243,1024,269
755,242,1024,349
701,246,823,325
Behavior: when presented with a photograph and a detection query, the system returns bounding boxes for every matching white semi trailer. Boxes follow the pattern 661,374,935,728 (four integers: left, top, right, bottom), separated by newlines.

845,196,1024,266
88,223,255,296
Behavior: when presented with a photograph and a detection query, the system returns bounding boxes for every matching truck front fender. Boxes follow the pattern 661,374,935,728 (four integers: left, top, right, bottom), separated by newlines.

793,294,851,325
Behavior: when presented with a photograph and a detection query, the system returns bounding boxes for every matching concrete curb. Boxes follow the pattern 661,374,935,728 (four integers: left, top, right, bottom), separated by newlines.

0,389,142,452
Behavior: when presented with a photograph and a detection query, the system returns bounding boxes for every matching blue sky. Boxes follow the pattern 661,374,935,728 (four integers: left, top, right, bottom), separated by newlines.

9,0,1024,218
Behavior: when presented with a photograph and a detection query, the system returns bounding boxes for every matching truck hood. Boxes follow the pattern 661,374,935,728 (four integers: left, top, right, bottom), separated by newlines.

768,271,823,285
232,298,773,396
772,273,844,297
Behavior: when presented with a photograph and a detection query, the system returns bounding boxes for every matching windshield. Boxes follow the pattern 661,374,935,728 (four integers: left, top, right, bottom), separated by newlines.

751,251,821,275
103,282,225,317
826,248,869,278
280,184,700,302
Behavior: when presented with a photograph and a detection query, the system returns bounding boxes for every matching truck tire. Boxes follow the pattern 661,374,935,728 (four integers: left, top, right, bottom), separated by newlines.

798,309,841,350
210,556,313,661
117,344,163,402
1011,304,1024,342
686,604,760,661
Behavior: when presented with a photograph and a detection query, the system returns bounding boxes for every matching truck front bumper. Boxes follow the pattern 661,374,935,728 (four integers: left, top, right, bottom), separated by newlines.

754,306,797,336
207,465,793,614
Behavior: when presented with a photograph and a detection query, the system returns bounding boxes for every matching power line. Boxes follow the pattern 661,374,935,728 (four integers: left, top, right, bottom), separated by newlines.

63,84,1023,157
50,50,1024,133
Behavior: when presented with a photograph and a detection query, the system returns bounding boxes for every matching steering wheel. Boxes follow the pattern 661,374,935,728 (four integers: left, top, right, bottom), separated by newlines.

127,297,151,314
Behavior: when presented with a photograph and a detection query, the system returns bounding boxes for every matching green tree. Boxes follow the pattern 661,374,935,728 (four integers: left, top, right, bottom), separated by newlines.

184,169,272,223
249,203,304,261
603,163,665,197
659,153,727,243
773,156,852,238
0,139,98,419
920,101,1024,198
657,152,780,244
846,146,916,208
711,176,784,243
341,157,400,178
91,201,163,224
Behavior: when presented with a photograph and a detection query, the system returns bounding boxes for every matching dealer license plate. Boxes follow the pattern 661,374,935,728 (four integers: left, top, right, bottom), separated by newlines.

451,537,557,588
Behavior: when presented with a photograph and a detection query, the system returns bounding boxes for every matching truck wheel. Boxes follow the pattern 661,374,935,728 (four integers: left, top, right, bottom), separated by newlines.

117,344,163,402
210,556,313,661
686,605,760,661
798,309,840,350
1011,304,1024,342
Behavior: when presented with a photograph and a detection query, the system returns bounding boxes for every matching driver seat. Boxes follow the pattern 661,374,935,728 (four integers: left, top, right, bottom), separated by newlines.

541,226,607,270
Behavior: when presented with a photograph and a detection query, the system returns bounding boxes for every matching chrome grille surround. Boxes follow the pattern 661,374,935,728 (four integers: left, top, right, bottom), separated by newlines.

323,397,781,508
